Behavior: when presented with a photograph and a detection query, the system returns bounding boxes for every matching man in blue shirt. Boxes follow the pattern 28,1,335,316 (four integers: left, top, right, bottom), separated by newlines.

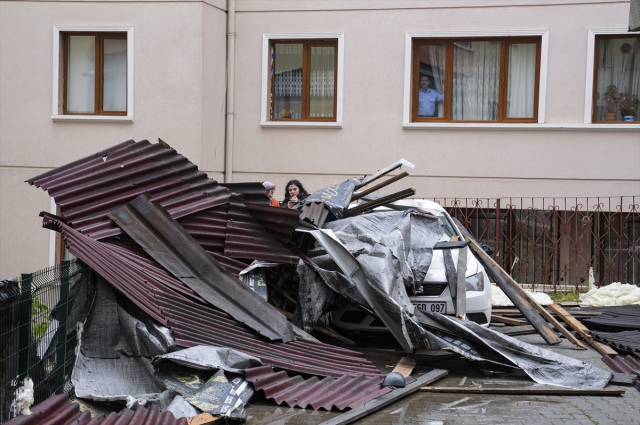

417,75,444,117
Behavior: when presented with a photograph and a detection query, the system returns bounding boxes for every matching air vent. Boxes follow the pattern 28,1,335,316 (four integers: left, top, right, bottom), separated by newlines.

420,283,448,296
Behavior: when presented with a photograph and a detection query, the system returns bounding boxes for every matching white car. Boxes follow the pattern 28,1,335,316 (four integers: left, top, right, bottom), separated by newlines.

329,199,492,331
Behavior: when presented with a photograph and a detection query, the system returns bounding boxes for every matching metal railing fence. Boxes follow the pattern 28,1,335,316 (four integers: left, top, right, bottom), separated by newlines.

429,196,640,291
0,260,91,422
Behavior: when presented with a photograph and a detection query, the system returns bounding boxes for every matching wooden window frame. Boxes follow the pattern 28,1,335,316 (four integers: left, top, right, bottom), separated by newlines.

269,39,338,122
591,33,640,124
62,32,128,116
411,37,542,123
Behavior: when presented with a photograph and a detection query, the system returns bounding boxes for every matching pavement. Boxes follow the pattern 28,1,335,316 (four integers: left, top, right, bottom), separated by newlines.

244,331,640,425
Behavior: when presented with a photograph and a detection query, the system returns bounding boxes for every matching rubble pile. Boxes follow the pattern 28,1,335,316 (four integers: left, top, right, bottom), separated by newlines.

7,139,623,423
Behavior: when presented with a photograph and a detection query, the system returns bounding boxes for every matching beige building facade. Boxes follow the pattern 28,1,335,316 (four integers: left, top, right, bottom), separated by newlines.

1,0,639,277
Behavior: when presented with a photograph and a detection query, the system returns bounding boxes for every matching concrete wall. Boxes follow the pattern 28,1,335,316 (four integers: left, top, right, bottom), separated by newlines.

0,0,228,276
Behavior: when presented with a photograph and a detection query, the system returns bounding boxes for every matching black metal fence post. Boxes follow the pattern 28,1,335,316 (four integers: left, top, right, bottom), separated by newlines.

18,273,32,381
55,260,70,394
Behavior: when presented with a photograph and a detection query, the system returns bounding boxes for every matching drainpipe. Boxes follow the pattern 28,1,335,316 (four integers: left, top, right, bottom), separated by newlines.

224,0,235,183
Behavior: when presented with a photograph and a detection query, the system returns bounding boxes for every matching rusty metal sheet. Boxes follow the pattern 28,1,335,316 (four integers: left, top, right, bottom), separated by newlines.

28,140,228,239
5,394,187,425
155,291,381,378
108,193,295,342
245,203,301,245
245,365,391,411
219,182,270,205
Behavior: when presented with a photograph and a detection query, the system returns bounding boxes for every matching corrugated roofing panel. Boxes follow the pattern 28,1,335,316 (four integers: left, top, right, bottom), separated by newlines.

245,365,390,411
5,394,187,425
591,330,640,353
245,203,301,245
582,305,640,331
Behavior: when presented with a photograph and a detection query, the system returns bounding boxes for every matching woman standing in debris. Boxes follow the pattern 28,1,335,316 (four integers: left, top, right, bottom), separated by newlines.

262,181,280,207
282,179,309,209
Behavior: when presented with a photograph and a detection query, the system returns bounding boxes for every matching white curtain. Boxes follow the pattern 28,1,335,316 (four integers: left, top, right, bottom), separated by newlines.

273,44,303,119
596,38,640,120
309,46,335,118
451,41,501,121
427,45,446,117
102,39,127,112
507,44,536,118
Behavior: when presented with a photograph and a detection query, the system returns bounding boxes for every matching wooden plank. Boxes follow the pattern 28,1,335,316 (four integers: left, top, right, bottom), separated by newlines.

419,387,624,396
466,238,561,345
548,304,617,357
187,413,221,425
391,357,416,378
467,238,586,349
492,308,602,317
351,172,409,201
318,369,448,425
494,325,537,336
491,315,528,326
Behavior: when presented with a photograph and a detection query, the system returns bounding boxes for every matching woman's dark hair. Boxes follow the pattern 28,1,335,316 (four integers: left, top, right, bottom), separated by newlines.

283,179,309,201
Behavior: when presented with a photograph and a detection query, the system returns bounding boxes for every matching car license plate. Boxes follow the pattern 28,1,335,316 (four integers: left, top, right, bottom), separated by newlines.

413,302,447,314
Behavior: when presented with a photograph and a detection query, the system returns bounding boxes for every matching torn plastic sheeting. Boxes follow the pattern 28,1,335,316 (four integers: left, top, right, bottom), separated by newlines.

292,260,335,333
166,395,199,419
302,177,364,220
322,210,444,297
420,312,612,390
152,346,263,374
108,193,295,342
297,228,413,352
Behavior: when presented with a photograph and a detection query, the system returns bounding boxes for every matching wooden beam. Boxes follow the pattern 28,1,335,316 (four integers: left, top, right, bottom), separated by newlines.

494,325,537,336
344,188,416,217
466,238,560,345
391,357,416,378
548,304,617,357
419,387,624,396
492,308,601,317
187,413,221,425
318,369,448,425
351,172,409,201
491,315,528,326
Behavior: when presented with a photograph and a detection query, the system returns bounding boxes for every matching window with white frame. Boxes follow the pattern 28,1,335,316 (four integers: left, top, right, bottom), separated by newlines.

53,26,133,121
261,33,344,127
591,34,640,123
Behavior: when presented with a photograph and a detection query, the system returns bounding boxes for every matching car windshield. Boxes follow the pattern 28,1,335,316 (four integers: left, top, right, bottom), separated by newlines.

421,209,458,242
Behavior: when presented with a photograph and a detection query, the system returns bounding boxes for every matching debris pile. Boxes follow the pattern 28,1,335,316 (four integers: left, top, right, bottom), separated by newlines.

7,139,625,423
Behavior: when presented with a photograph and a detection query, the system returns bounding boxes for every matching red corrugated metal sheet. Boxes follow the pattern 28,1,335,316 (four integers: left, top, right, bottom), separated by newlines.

42,213,382,379
5,394,187,425
245,366,391,411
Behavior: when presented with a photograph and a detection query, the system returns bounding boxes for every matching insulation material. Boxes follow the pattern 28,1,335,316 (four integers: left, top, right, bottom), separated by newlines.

152,346,263,374
579,282,640,307
10,378,33,417
303,177,364,220
419,312,612,390
491,284,553,306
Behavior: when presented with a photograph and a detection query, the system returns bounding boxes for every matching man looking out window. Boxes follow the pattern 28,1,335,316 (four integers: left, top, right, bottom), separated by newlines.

417,75,444,117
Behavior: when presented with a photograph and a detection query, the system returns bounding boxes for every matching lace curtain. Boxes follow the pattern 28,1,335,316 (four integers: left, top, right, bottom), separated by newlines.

596,37,640,120
506,43,536,118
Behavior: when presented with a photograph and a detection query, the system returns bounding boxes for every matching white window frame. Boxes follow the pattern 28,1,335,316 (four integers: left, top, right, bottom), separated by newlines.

261,32,344,128
403,29,549,129
584,28,640,124
52,25,134,122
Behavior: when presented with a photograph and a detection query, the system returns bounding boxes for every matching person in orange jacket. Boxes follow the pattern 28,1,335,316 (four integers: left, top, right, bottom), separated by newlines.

262,181,280,207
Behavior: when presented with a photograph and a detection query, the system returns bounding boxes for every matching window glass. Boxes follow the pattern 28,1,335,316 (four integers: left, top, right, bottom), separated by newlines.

102,38,127,112
595,37,640,122
273,43,303,120
309,46,335,118
506,43,536,118
451,41,501,121
67,35,95,113
417,45,446,118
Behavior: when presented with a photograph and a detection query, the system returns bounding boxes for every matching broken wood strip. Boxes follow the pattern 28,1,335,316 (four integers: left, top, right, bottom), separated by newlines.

548,304,617,357
391,357,417,378
344,188,416,217
491,315,528,326
265,281,298,306
466,238,561,345
492,308,602,317
418,387,624,396
350,172,409,201
318,369,448,425
355,159,414,189
274,307,356,346
187,413,221,424
494,325,537,336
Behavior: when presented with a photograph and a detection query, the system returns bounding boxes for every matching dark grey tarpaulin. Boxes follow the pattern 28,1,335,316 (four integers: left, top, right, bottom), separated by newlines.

303,177,364,220
108,193,295,342
419,312,612,390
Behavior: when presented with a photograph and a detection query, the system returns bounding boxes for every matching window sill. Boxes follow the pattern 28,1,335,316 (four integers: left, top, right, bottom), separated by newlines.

402,122,640,131
260,121,342,129
52,115,133,123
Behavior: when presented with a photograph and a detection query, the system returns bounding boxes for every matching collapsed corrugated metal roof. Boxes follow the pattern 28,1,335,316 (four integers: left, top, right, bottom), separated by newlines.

245,365,391,411
108,193,295,342
42,213,381,378
5,394,187,425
